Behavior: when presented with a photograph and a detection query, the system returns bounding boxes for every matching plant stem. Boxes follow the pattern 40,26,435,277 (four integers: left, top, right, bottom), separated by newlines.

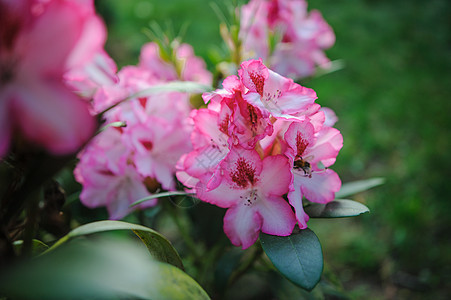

21,188,41,257
227,243,263,287
163,200,201,258
198,235,228,287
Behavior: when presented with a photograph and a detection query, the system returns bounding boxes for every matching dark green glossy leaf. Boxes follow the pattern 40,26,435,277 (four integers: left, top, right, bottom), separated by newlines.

44,220,183,270
1,239,210,300
335,177,385,198
304,199,370,218
260,228,323,291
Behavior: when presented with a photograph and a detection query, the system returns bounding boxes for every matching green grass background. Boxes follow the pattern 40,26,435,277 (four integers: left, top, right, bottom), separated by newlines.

95,0,451,298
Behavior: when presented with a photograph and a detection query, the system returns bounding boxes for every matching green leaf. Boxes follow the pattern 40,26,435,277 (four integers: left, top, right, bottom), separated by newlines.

1,239,210,300
45,220,183,270
97,121,127,134
130,191,195,207
335,177,385,198
260,228,323,291
131,81,211,97
314,59,345,78
304,199,370,218
99,81,212,116
13,239,49,256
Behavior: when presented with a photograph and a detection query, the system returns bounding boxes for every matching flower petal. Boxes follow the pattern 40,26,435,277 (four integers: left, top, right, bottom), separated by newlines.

0,96,11,156
223,204,263,249
183,145,226,178
293,168,341,204
11,79,95,154
307,126,343,167
259,155,292,196
287,186,310,229
257,195,296,236
17,0,85,74
284,120,316,159
269,84,317,117
239,59,269,95
107,172,153,220
196,179,243,208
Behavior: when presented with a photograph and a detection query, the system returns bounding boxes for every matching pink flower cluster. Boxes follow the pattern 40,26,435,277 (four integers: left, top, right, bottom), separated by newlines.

0,0,108,157
240,0,335,79
177,59,342,249
74,42,212,219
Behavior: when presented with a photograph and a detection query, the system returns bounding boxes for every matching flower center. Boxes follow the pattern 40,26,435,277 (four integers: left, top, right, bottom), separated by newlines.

295,133,309,158
231,157,257,188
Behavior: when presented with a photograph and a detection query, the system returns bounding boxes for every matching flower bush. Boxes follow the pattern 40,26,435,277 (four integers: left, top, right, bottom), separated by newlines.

0,0,382,299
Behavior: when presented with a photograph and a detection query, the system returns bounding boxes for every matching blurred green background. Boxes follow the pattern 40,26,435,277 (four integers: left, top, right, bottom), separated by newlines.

95,0,451,299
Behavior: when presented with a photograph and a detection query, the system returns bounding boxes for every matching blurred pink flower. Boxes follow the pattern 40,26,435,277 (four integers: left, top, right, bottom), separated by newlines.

74,129,154,220
139,42,212,85
64,50,119,99
75,40,212,219
123,117,192,191
240,0,335,79
0,0,103,156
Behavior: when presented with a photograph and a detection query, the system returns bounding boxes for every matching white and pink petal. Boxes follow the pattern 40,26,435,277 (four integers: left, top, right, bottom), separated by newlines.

223,204,263,249
257,195,296,236
259,155,292,196
294,168,341,204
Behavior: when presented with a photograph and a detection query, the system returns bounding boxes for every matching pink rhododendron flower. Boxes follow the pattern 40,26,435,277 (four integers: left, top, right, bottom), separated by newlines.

197,146,296,249
177,59,342,248
240,0,335,79
0,0,101,156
